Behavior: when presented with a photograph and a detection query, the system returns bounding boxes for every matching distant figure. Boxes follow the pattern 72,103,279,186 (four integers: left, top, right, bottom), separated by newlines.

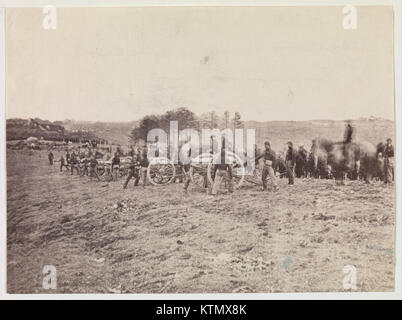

256,141,279,191
59,155,67,172
183,147,193,192
111,152,121,181
88,155,101,181
211,148,234,195
123,154,141,189
70,151,79,175
343,121,354,144
310,139,317,153
285,141,295,185
48,151,54,165
342,121,355,167
138,152,149,187
254,144,261,168
80,157,89,176
65,151,71,166
384,138,394,184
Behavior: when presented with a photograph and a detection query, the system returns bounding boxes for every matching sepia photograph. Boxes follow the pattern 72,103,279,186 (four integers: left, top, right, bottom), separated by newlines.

2,3,400,296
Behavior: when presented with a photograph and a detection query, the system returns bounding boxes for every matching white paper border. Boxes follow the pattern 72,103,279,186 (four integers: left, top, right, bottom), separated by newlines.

0,0,401,300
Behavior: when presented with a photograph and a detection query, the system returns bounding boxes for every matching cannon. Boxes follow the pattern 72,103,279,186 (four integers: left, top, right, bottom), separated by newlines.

146,151,246,190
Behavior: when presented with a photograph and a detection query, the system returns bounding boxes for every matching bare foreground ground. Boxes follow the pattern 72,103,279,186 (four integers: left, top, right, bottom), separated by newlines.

7,149,395,293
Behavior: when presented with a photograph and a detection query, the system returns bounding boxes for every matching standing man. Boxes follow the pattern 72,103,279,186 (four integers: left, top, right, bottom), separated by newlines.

48,151,54,165
65,150,71,164
111,152,121,181
138,151,149,187
256,141,279,191
211,148,234,195
65,150,71,171
384,138,394,184
59,155,67,172
123,154,141,189
80,156,89,176
88,155,101,181
70,151,80,175
183,147,193,191
285,141,296,185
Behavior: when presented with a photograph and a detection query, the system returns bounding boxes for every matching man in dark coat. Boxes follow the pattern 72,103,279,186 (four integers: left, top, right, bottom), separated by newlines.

285,141,296,185
123,155,141,189
255,141,279,191
384,138,394,184
48,151,54,165
70,151,80,175
88,155,101,181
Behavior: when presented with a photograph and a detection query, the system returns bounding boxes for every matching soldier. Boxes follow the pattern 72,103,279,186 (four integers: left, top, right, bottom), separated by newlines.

285,141,296,185
48,151,54,165
183,147,193,191
344,121,354,144
59,155,67,172
70,151,80,175
111,152,121,181
80,157,89,176
88,155,101,181
384,138,394,184
123,154,141,189
256,141,279,191
138,151,149,187
211,148,234,195
65,150,71,170
342,121,355,166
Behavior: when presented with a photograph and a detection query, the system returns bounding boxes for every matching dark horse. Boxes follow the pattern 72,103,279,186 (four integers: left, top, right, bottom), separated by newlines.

313,138,360,184
358,141,385,183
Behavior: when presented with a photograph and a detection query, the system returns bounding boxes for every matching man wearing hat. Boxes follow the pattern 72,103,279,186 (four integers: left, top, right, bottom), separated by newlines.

285,141,296,185
384,138,394,184
255,141,279,191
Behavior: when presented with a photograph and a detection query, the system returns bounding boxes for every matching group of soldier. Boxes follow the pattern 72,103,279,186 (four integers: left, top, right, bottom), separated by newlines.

46,124,395,195
47,146,152,187
48,147,105,181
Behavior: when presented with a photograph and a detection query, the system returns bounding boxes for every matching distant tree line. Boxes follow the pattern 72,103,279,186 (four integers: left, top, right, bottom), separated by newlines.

130,107,243,145
6,118,107,144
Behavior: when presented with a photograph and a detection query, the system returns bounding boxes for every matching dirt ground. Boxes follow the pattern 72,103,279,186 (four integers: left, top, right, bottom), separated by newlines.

6,149,395,293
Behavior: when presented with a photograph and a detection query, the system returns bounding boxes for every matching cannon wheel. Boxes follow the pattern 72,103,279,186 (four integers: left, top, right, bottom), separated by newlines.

147,157,176,186
96,166,106,176
207,151,245,190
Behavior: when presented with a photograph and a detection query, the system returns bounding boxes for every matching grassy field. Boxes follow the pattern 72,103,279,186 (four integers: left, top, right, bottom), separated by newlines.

7,149,395,293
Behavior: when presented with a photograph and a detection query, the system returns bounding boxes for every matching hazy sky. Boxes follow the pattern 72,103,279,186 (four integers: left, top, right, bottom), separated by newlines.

6,6,395,122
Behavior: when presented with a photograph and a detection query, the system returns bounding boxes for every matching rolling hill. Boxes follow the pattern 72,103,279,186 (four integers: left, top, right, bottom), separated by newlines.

7,117,394,152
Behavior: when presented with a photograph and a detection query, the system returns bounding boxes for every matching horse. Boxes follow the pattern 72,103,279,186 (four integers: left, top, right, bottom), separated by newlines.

313,138,360,184
308,139,331,179
358,141,384,183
